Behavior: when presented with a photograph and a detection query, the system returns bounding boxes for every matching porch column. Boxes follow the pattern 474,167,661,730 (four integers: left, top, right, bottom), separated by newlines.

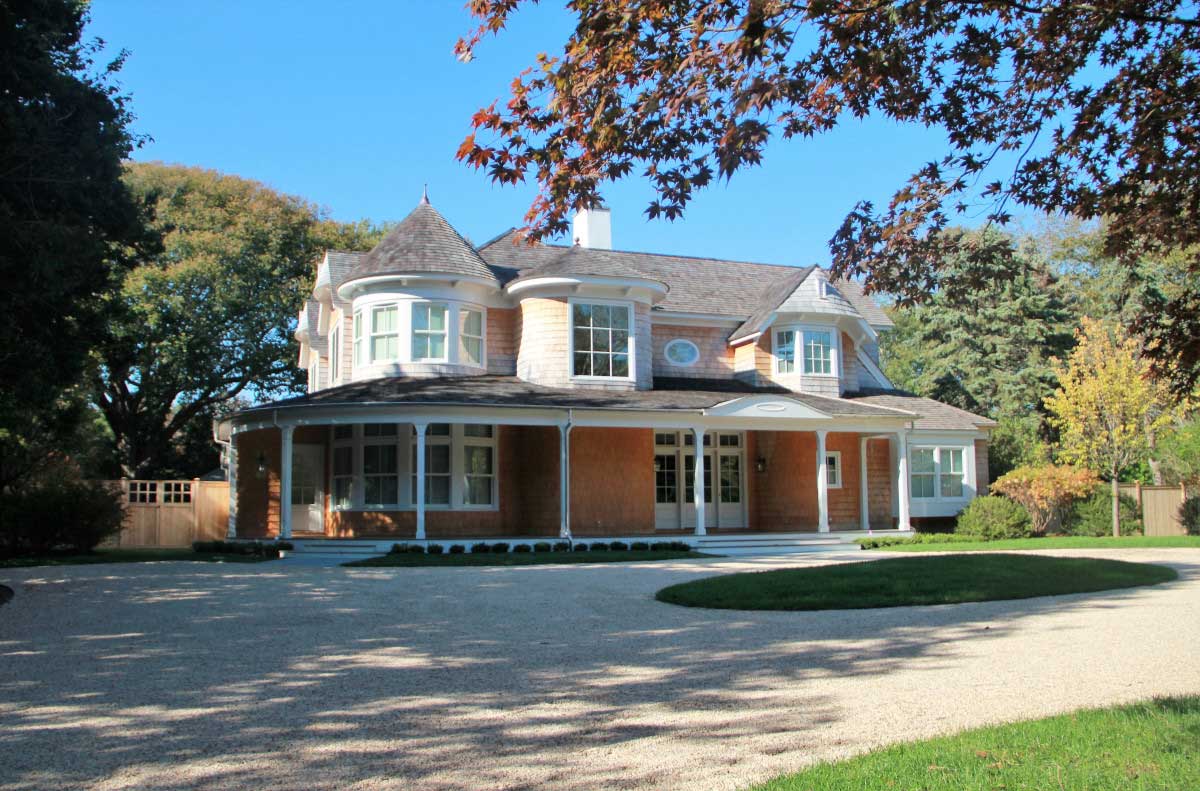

414,421,427,540
227,431,238,538
859,436,870,532
691,426,706,536
896,430,912,531
816,429,830,533
558,423,572,539
279,424,294,540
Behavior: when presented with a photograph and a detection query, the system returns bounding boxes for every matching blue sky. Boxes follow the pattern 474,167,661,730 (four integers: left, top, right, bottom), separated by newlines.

88,1,960,267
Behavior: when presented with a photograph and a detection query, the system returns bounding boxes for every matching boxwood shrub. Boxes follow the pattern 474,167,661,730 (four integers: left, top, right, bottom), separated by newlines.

513,544,532,553
533,542,552,552
572,543,590,552
590,542,610,551
490,542,510,553
427,544,444,555
630,541,649,551
1062,487,1142,536
448,544,465,554
470,542,490,554
553,541,571,552
955,495,1033,540
609,541,629,551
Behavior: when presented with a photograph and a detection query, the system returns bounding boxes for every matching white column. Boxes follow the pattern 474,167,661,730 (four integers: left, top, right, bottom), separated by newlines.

859,436,873,532
279,424,294,540
896,430,912,531
227,432,238,538
414,422,427,540
692,427,706,536
816,429,830,532
559,423,572,538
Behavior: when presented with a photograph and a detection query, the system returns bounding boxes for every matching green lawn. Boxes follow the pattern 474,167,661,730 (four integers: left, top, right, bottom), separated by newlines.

655,554,1176,610
751,697,1200,791
0,548,277,568
346,549,708,567
872,535,1200,552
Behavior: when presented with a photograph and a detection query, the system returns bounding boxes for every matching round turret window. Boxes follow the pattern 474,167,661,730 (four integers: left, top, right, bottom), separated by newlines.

664,339,700,367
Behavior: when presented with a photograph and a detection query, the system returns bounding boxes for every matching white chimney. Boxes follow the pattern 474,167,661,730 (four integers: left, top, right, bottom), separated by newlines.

572,207,612,250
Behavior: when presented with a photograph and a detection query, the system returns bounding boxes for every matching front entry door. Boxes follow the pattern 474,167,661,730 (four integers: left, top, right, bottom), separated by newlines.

291,443,325,534
655,431,745,530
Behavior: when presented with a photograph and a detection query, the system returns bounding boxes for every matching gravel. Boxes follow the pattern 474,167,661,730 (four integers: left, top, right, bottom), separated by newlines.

1,548,1197,791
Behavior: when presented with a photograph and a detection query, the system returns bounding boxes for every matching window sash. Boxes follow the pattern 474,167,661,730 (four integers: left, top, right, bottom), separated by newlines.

825,452,841,488
330,326,340,382
412,303,448,362
352,311,364,368
369,305,400,362
571,302,632,378
460,308,484,366
775,330,795,373
910,447,966,500
803,331,833,375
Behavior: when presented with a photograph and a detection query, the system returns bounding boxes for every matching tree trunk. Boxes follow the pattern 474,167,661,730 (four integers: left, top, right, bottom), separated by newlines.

1111,473,1121,538
1147,427,1164,485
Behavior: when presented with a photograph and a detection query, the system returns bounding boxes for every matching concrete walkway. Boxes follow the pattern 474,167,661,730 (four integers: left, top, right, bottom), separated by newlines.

1,549,1197,791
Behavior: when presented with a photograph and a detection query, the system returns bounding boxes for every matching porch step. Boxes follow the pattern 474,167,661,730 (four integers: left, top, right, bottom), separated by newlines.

693,532,862,556
289,539,397,556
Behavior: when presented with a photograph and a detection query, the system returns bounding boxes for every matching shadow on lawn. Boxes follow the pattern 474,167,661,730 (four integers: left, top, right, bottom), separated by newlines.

0,555,1193,791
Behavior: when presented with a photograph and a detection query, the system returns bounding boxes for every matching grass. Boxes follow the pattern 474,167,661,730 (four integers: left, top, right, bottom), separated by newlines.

871,535,1200,552
655,554,1176,610
750,696,1200,791
345,549,709,567
0,548,277,568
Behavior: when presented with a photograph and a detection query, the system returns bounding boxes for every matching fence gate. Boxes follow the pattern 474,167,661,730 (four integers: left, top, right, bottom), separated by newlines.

1119,483,1191,537
108,479,230,548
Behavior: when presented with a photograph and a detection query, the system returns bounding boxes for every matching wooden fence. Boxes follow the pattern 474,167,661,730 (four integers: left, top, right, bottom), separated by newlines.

105,480,230,548
1118,482,1192,536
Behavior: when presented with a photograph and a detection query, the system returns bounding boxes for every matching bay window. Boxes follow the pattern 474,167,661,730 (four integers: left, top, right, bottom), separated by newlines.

911,446,968,500
775,325,838,376
572,301,632,378
370,304,400,361
350,300,484,371
775,330,796,374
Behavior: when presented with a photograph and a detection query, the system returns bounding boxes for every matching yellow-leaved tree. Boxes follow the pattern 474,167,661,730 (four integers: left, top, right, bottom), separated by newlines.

1046,318,1177,536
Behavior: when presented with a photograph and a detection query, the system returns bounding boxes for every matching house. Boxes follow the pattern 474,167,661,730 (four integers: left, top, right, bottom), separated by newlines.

218,193,995,544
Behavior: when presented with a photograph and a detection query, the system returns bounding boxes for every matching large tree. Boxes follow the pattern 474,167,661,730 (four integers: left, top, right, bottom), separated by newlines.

93,163,384,478
0,0,147,489
456,0,1200,393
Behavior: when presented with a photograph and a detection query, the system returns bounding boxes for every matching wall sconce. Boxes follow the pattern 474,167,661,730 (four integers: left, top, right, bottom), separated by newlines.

256,452,268,479
756,457,767,473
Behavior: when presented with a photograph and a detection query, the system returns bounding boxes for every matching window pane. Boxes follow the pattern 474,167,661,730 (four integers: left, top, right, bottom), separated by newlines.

462,309,483,336
612,354,629,377
612,330,629,353
363,423,396,437
461,337,482,365
373,305,397,332
333,446,353,474
592,327,610,351
593,304,611,327
429,423,450,436
655,432,677,446
573,328,591,352
412,335,428,359
804,331,832,375
592,353,611,377
912,475,935,498
720,455,740,502
941,475,963,498
372,335,396,361
574,352,591,376
572,303,591,326
719,434,740,447
912,448,935,474
464,424,493,438
412,304,428,330
333,477,352,508
465,446,493,475
826,453,839,485
427,334,445,359
611,306,630,330
334,425,353,441
428,476,450,505
656,454,677,503
429,305,447,331
429,444,450,473
944,448,964,473
466,476,492,505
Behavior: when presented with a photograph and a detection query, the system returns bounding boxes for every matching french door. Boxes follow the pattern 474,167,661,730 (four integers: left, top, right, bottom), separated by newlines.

654,431,745,530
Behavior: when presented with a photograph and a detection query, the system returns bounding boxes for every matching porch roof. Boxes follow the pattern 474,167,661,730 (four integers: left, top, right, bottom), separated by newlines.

236,375,917,420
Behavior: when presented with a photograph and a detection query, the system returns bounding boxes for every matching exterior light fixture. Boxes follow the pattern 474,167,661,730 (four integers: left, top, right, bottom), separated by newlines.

756,457,766,473
256,452,268,479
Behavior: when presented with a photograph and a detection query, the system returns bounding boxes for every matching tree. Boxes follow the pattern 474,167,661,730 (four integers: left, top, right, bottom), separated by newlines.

1156,419,1200,485
990,464,1097,536
0,0,147,490
93,163,385,478
457,0,1200,393
1046,318,1178,535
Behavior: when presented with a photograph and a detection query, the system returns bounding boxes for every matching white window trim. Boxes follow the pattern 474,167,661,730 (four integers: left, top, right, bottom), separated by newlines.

368,303,402,363
411,301,450,363
328,423,499,512
774,324,840,378
350,297,487,371
568,297,636,382
330,324,341,384
826,450,842,489
909,445,969,501
663,338,700,368
458,306,487,368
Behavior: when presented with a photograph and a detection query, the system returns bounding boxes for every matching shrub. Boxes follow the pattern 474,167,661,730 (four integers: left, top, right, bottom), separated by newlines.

533,542,552,553
955,496,1034,540
553,541,571,552
277,541,294,551
470,542,490,554
490,542,510,553
668,541,691,551
1181,495,1200,536
1064,487,1143,536
513,544,532,553
573,543,590,552
191,540,286,558
610,541,629,551
630,541,648,551
407,544,426,554
427,544,444,555
590,541,610,551
857,533,984,550
650,542,672,551
990,464,1097,535
390,543,408,554
448,544,465,554
0,478,126,557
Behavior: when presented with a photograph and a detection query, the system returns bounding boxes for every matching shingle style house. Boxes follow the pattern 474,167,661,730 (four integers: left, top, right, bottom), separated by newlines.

222,197,995,542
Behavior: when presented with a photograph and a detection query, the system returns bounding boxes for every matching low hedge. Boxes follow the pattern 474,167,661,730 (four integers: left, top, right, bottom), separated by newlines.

857,533,983,550
192,540,291,557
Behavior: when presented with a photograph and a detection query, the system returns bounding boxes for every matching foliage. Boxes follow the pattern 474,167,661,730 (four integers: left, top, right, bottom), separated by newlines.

856,533,983,550
471,542,490,554
988,412,1052,482
879,228,1073,419
1046,318,1181,534
490,542,510,553
872,535,1200,552
192,540,288,558
93,163,385,477
990,464,1097,535
655,555,1175,611
553,541,571,552
427,544,444,555
1157,420,1200,484
448,544,465,554
533,542,552,552
458,0,1200,392
1181,496,1200,536
955,496,1034,541
590,541,609,551
0,478,125,557
751,698,1200,791
630,541,649,551
572,543,589,552
0,0,148,490
1063,488,1143,537
346,549,706,567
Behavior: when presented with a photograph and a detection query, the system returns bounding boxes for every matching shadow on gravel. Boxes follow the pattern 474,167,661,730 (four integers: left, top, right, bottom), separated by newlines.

0,555,1194,791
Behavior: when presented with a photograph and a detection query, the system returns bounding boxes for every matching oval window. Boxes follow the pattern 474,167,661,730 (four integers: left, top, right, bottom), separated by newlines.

664,339,700,367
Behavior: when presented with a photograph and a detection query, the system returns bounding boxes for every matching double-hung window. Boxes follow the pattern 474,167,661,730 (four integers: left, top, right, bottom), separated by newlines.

803,330,833,375
362,424,400,506
412,424,451,505
775,330,796,373
459,308,484,367
572,301,632,378
370,304,400,362
775,326,836,376
412,303,448,361
462,425,495,505
332,425,354,508
825,451,842,488
353,311,364,368
910,447,966,500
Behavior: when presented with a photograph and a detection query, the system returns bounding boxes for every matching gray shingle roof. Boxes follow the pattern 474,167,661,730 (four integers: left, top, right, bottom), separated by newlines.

345,202,499,285
844,389,997,431
507,245,670,291
245,375,914,419
728,267,813,343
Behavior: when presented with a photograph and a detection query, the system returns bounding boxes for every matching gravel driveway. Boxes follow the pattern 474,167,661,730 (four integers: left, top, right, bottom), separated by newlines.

1,548,1198,791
